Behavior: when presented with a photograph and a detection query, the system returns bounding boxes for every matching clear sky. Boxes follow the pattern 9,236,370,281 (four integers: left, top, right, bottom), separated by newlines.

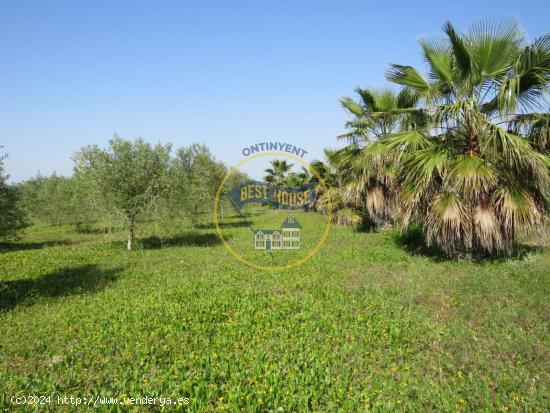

1,0,549,182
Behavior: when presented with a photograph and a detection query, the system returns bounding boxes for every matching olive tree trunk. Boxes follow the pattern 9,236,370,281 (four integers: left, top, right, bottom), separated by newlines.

127,215,135,251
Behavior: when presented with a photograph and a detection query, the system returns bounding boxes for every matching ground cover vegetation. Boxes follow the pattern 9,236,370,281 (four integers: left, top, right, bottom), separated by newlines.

0,17,549,413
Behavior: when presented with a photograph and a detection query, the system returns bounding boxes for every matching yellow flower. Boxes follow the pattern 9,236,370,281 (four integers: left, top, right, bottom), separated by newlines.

457,370,463,378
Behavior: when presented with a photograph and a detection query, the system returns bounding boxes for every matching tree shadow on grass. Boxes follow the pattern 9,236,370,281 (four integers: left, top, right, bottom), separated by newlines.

0,240,73,253
139,232,227,249
243,211,264,216
392,227,448,262
196,221,250,230
0,264,121,312
393,226,545,263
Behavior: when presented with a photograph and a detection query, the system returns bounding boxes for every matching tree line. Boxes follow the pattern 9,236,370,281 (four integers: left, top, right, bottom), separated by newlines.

1,18,549,258
1,138,247,250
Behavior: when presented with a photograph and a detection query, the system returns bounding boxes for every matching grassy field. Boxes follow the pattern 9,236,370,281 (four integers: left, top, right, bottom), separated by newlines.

0,210,549,412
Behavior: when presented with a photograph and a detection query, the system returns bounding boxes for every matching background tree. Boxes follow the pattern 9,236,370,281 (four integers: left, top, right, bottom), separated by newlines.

306,155,342,215
285,166,312,187
264,159,293,186
73,136,171,250
0,151,28,239
19,173,121,232
168,143,226,229
380,19,550,257
306,154,363,225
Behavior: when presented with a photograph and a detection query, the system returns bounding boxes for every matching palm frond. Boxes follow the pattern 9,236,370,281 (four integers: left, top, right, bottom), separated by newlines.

425,191,471,254
386,65,433,97
466,18,524,80
442,21,472,79
419,38,454,85
339,96,364,117
447,155,498,199
379,131,434,151
493,178,542,236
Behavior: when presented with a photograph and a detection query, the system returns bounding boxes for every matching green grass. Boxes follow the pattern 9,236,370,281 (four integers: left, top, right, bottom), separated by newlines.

0,211,549,412
216,207,332,268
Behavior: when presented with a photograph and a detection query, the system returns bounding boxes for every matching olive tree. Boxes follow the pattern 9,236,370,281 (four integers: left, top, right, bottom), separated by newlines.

73,136,171,250
0,151,28,239
169,144,225,229
18,174,100,230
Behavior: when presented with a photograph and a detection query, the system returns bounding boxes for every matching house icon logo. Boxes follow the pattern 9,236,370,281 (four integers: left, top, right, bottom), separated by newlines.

254,215,301,252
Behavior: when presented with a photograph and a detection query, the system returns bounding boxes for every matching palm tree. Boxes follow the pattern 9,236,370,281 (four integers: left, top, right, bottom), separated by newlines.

379,19,550,257
333,88,421,229
308,156,338,212
264,159,293,186
306,153,370,226
307,153,365,225
285,166,312,187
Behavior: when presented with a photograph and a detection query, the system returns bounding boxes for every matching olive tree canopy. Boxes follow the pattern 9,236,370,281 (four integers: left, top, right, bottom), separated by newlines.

73,136,171,250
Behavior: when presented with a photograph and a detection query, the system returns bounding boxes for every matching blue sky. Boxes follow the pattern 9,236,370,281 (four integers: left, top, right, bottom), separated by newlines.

1,0,549,181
